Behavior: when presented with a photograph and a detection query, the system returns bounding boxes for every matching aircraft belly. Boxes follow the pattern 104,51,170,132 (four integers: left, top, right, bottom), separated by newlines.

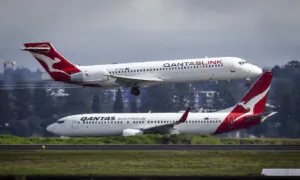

162,71,208,83
97,80,119,87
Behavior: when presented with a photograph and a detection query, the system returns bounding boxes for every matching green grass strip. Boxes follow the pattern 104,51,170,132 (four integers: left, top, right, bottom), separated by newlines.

1,134,300,145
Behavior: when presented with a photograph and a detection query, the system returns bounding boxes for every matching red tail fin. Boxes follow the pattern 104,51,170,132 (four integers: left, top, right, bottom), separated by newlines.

22,42,81,82
232,71,273,115
214,71,273,135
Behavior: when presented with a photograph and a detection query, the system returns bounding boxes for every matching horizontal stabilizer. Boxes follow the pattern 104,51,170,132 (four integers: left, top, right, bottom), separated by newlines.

21,46,51,52
246,112,277,121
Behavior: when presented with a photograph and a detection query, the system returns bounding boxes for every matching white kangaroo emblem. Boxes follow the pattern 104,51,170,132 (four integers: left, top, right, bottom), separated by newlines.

31,52,69,76
233,86,270,122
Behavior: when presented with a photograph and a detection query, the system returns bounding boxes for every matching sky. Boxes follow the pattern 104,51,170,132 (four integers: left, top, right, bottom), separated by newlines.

0,0,300,72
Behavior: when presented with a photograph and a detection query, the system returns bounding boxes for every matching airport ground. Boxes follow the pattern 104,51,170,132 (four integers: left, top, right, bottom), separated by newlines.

0,150,299,176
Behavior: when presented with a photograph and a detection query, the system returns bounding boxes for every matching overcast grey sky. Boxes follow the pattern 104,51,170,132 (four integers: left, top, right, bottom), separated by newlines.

0,0,300,71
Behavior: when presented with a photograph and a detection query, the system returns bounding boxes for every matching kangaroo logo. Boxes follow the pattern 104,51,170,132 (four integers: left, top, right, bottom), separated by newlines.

31,52,69,76
233,86,270,122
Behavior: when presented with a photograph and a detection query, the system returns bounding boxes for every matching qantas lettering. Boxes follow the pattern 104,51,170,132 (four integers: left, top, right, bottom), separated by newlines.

163,60,223,68
80,116,116,121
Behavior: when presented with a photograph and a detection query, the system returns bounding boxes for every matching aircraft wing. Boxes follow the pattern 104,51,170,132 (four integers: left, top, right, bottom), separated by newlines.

107,74,163,87
141,107,190,134
245,112,277,122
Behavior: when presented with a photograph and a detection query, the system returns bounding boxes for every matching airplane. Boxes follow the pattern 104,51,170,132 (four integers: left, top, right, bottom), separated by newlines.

22,42,262,96
46,71,277,137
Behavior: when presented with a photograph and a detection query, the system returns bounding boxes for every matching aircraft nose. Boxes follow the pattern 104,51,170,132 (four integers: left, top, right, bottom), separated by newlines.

249,65,263,76
253,66,263,75
46,124,55,133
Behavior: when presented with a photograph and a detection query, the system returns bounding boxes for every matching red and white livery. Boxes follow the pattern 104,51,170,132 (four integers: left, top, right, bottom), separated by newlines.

46,72,276,137
22,42,262,96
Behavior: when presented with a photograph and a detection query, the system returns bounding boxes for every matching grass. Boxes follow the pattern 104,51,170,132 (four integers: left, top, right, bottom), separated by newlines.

0,150,299,175
1,134,300,145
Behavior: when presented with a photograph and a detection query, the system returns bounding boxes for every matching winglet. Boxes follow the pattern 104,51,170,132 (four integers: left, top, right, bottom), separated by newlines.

175,107,190,125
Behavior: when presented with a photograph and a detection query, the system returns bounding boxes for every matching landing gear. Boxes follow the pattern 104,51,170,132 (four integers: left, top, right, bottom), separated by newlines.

245,78,254,88
131,87,140,96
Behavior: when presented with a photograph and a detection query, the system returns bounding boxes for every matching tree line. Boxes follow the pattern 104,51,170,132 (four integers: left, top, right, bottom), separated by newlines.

0,61,299,138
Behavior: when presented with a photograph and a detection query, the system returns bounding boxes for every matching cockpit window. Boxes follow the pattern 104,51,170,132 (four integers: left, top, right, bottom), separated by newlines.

57,120,65,124
238,61,248,65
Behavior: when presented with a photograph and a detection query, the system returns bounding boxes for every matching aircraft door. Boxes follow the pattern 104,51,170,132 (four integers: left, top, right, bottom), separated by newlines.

228,116,234,129
230,65,235,73
72,120,78,129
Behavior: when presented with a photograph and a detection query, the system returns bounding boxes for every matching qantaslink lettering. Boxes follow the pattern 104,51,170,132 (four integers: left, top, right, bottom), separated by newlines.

163,60,223,67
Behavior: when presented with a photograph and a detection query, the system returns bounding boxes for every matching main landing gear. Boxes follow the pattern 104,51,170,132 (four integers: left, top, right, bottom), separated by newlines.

245,78,254,88
131,87,140,96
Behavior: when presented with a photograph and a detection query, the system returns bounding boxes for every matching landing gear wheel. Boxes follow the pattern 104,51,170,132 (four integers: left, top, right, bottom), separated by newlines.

245,78,254,88
131,87,140,96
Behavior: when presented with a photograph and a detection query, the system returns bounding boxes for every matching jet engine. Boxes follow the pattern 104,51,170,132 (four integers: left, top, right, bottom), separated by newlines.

70,70,108,83
122,129,144,136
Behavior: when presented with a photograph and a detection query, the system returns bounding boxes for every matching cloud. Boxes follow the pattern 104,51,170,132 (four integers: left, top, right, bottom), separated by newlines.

0,0,299,71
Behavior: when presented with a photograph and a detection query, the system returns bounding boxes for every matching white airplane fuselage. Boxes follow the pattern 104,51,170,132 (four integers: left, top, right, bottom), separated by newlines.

23,42,262,96
75,57,262,87
46,112,260,137
47,72,276,137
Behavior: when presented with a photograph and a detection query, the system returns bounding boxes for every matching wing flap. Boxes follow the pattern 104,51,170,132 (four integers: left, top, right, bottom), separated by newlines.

107,74,163,87
143,107,190,134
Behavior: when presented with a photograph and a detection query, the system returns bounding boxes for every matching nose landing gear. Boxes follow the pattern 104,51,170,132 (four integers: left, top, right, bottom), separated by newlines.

245,78,254,88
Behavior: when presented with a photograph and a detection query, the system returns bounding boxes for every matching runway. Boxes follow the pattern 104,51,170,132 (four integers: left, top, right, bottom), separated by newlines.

0,144,300,151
